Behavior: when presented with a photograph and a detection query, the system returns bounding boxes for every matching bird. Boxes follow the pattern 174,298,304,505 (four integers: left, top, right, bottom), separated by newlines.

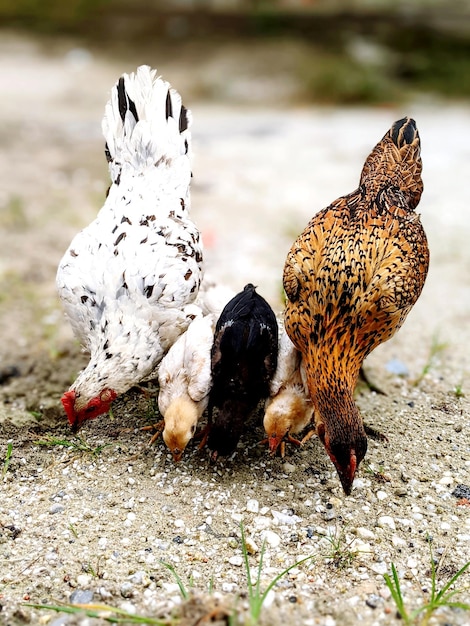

283,117,429,495
57,65,203,433
156,311,216,461
263,323,314,457
206,283,279,460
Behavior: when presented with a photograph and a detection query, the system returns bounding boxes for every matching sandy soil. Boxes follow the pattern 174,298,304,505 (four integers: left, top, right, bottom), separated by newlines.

1,31,470,625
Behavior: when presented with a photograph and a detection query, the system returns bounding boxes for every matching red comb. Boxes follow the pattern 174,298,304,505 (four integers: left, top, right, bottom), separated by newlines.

61,390,76,426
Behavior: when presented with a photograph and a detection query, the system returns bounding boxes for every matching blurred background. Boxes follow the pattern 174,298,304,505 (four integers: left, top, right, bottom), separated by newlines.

2,0,470,104
0,0,469,383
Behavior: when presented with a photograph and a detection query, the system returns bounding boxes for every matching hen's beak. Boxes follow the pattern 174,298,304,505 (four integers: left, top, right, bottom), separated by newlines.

332,449,358,496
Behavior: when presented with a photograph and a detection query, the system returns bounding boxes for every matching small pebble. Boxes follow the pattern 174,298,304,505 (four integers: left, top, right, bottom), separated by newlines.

385,359,409,376
69,589,93,604
262,530,281,547
120,582,134,598
245,537,259,554
76,574,91,587
439,476,453,486
370,562,388,575
356,527,375,540
377,516,396,531
272,510,302,525
452,484,470,499
49,504,64,515
246,499,259,513
283,462,296,473
228,555,243,567
365,593,381,609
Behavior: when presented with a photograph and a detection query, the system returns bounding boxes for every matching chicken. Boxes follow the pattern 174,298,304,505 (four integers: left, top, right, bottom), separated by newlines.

263,324,314,456
207,283,278,460
283,117,429,494
157,311,216,461
57,65,203,433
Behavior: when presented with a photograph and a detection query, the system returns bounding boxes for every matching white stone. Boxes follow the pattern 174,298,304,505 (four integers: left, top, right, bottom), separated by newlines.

356,527,375,540
351,540,372,554
253,515,271,530
272,510,302,525
439,475,453,485
370,562,388,575
262,530,281,548
174,519,185,528
244,537,259,554
283,463,296,473
228,555,243,567
246,499,259,513
76,574,91,586
376,490,388,501
391,535,406,547
377,516,396,531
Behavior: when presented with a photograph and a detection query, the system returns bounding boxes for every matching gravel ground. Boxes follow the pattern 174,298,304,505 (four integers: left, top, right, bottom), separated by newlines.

1,32,470,626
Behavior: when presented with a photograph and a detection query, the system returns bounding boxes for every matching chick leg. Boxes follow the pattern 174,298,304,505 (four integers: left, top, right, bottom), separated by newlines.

141,419,165,446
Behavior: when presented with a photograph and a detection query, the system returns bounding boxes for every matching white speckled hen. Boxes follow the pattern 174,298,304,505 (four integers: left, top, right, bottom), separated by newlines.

57,65,203,432
207,283,278,460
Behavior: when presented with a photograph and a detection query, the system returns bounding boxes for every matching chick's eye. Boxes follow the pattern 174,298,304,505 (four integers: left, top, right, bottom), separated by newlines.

190,424,196,435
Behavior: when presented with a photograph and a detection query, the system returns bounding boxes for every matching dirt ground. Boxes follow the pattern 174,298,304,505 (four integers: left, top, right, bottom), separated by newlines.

1,31,470,626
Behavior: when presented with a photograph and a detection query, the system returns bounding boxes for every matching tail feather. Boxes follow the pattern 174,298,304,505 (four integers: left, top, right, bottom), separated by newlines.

359,116,422,210
102,65,191,184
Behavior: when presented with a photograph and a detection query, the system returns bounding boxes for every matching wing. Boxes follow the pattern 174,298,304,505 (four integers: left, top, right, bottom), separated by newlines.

269,321,300,396
185,314,215,402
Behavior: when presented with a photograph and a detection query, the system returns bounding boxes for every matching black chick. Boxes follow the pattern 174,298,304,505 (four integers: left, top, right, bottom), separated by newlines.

207,283,278,459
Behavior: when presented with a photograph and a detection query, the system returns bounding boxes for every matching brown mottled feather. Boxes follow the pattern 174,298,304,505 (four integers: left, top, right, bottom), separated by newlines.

283,117,429,494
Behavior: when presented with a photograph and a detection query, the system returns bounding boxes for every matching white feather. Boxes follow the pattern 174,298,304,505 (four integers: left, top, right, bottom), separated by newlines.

57,65,203,413
158,313,215,416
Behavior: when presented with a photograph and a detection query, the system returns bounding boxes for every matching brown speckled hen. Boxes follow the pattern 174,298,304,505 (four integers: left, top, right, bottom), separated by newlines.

283,117,429,495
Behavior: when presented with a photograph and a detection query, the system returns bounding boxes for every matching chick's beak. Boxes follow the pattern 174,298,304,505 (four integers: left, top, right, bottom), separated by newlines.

268,434,282,455
171,449,183,462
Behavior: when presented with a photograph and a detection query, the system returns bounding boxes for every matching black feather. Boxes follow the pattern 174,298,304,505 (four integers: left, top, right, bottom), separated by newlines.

179,105,189,133
207,284,279,457
117,76,139,124
391,117,416,148
165,90,173,120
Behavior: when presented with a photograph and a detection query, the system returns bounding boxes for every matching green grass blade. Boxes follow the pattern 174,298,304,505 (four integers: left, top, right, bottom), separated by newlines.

384,564,410,624
22,603,170,624
160,560,189,600
240,522,254,599
259,553,315,606
442,600,470,610
2,442,13,478
434,560,470,602
254,541,266,601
